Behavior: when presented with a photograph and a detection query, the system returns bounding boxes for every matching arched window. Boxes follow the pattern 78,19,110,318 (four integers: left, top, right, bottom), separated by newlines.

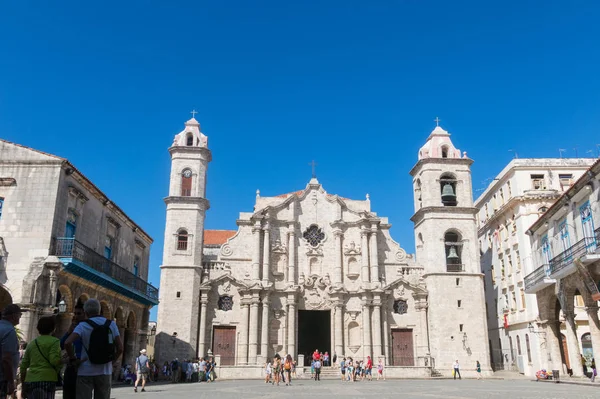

516,335,522,356
509,336,514,361
181,169,192,196
441,146,449,158
440,173,457,206
525,334,532,363
177,230,188,251
186,133,193,146
445,231,463,272
133,256,140,277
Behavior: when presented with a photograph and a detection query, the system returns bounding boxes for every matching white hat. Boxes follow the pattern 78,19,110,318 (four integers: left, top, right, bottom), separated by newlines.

140,349,147,354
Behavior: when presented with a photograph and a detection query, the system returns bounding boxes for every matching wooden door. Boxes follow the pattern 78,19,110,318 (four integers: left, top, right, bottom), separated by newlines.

391,329,414,366
213,326,236,365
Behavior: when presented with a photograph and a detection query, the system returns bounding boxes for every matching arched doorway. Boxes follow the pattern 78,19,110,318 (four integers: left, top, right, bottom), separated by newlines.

0,286,12,312
122,311,137,366
581,333,593,360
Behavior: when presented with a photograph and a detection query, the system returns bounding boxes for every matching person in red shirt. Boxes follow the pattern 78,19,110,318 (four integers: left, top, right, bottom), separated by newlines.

312,349,320,361
365,356,373,381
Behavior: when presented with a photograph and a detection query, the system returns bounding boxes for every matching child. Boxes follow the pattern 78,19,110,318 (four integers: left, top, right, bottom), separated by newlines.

265,362,272,384
377,359,384,381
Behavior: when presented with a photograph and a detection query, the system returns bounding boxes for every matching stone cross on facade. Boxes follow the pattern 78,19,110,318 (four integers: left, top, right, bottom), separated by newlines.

434,117,441,127
191,109,198,118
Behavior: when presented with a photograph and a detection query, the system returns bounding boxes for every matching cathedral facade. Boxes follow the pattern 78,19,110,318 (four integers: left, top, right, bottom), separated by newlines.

155,118,491,378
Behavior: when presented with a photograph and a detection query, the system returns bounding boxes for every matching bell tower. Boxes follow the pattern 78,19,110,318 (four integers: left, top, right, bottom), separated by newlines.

410,122,491,376
156,115,211,362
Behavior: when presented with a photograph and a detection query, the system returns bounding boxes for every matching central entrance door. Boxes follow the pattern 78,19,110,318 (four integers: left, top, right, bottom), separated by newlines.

391,329,415,366
298,310,331,366
213,326,236,365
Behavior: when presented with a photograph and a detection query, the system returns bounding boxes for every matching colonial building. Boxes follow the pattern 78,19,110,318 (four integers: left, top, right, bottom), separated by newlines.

475,159,594,376
525,158,600,377
156,119,491,378
0,139,158,370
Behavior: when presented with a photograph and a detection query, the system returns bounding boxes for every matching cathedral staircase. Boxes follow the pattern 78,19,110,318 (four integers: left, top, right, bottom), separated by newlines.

300,367,341,379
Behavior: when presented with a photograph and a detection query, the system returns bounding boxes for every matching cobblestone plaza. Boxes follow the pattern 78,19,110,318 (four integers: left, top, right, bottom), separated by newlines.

58,379,598,399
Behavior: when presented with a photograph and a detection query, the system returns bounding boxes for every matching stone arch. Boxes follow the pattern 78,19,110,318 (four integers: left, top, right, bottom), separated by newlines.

77,293,90,304
444,230,463,271
122,311,138,366
100,300,112,319
440,172,458,206
0,285,12,312
114,307,126,328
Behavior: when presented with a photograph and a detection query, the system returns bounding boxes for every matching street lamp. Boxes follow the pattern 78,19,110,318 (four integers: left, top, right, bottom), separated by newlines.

58,299,67,314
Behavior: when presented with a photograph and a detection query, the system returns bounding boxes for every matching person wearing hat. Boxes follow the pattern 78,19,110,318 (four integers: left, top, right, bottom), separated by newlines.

134,349,149,393
0,304,24,398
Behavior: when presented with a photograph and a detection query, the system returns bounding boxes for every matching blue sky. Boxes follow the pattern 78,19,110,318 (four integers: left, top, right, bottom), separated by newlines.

1,1,599,320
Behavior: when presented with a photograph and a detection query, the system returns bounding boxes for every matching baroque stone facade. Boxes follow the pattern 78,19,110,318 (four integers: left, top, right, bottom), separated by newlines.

156,120,491,377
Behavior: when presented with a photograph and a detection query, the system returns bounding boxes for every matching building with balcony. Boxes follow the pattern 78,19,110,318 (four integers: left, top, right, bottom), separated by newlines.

0,139,157,370
525,158,600,377
475,158,594,376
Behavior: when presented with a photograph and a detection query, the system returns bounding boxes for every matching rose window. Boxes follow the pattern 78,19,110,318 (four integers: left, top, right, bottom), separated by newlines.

303,224,325,247
393,299,408,315
218,296,233,311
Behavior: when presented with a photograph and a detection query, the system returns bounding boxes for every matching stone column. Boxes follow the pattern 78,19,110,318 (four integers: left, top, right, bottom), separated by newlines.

382,305,390,365
360,228,370,283
248,296,260,364
287,226,296,284
333,230,343,285
262,223,270,283
369,224,379,284
362,298,372,358
198,294,208,358
372,297,382,357
287,295,297,357
260,294,270,362
239,300,250,365
251,223,262,281
564,311,584,376
545,321,564,371
586,306,600,361
335,302,344,358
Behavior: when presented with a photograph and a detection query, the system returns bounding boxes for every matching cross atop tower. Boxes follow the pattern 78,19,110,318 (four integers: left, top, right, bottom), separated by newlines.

434,117,441,127
191,109,198,118
309,160,317,178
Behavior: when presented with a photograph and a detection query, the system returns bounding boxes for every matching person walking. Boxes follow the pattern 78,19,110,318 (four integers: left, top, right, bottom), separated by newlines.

272,357,281,386
476,361,482,380
64,298,123,399
590,358,596,383
133,349,149,392
1,304,23,399
377,359,384,381
453,360,461,380
365,356,373,381
19,316,62,399
170,358,180,383
314,359,321,381
340,358,346,381
283,355,293,386
60,302,85,399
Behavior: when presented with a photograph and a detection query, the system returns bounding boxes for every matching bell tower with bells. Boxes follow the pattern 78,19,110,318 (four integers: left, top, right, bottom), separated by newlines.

409,120,491,375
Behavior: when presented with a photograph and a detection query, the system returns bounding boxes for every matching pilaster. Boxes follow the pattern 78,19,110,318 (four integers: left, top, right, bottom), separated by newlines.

369,223,379,284
239,298,250,365
248,293,260,364
260,293,270,362
251,223,262,281
333,229,343,285
360,228,370,283
287,222,296,284
262,222,271,283
362,296,372,358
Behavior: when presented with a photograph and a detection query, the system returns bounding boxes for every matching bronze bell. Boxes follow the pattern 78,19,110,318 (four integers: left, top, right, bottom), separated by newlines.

447,246,460,260
442,183,456,203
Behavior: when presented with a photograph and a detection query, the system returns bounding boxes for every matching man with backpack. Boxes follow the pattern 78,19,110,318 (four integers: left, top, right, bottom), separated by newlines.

134,349,149,392
64,298,123,399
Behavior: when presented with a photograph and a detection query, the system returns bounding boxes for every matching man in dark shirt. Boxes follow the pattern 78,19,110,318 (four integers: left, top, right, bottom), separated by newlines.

60,303,85,399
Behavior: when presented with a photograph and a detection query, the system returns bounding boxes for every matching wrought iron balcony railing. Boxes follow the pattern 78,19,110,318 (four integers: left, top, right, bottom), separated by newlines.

548,232,598,276
524,264,550,292
53,237,158,302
